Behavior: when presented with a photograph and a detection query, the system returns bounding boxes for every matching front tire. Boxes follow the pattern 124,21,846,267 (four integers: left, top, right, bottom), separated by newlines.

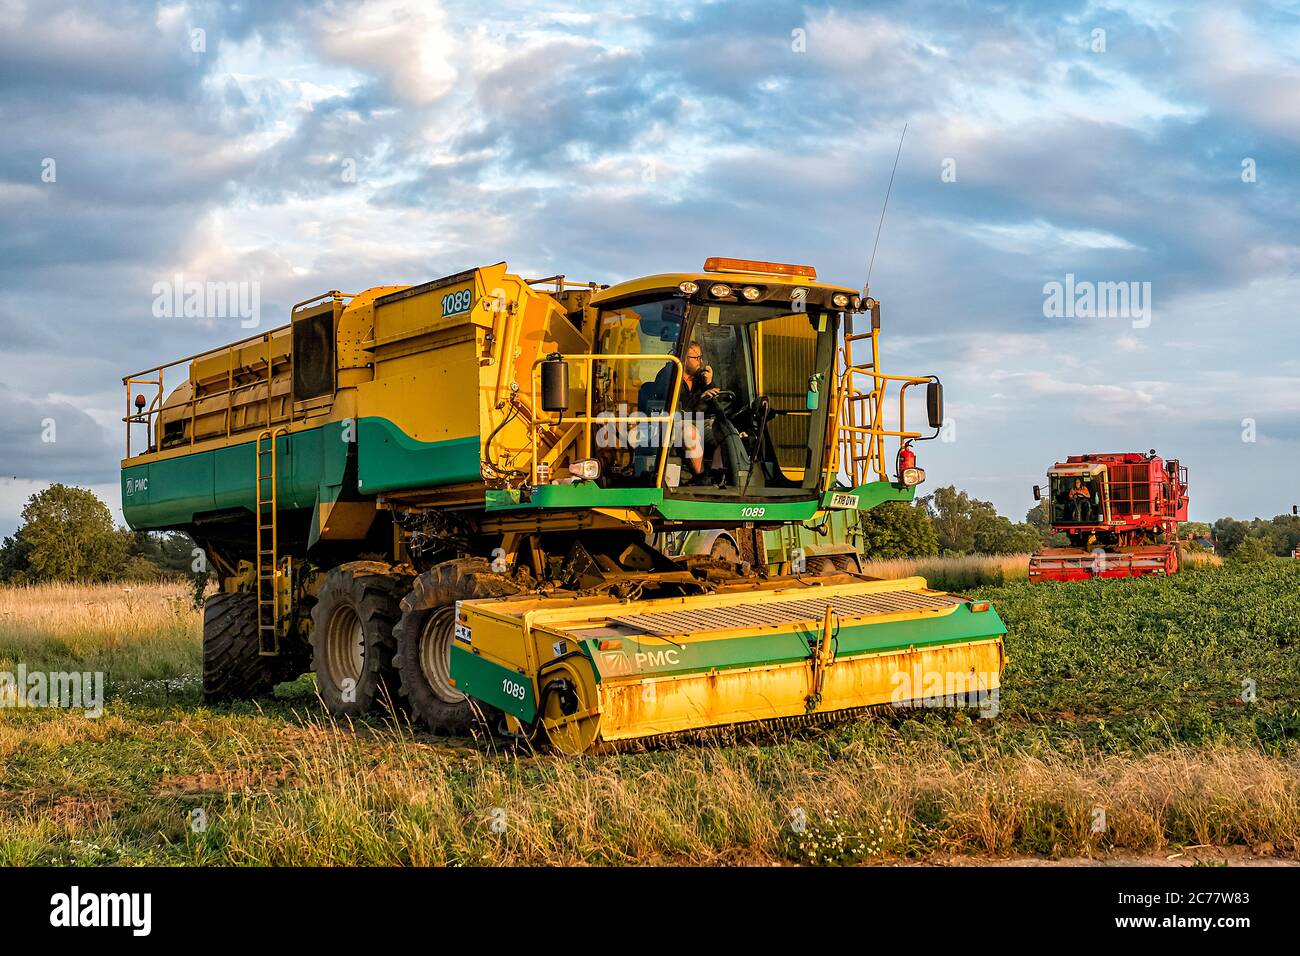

393,558,521,734
309,561,409,718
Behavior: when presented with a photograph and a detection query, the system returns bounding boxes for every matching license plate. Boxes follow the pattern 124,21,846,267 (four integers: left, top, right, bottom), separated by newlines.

828,492,859,509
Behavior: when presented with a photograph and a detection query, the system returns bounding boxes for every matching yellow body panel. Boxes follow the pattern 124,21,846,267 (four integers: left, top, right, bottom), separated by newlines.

458,577,1005,753
594,638,1003,742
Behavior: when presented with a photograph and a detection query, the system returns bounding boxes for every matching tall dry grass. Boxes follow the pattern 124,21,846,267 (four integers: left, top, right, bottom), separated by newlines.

1179,546,1223,569
0,581,200,682
173,718,1300,865
3,705,1295,865
861,553,1029,591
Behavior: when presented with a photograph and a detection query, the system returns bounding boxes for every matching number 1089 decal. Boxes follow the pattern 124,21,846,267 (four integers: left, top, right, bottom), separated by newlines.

442,289,473,316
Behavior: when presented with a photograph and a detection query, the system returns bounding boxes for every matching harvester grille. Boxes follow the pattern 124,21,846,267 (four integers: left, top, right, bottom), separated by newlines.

607,588,962,637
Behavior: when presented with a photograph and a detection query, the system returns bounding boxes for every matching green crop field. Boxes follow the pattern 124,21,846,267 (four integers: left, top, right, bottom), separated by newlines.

1,562,1297,866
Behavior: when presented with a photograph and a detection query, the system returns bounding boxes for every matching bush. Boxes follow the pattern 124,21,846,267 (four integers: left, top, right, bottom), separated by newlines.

1232,537,1274,564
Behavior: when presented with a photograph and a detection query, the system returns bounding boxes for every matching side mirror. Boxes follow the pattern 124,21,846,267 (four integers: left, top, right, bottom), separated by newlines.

541,355,570,413
926,380,944,430
1032,485,1041,501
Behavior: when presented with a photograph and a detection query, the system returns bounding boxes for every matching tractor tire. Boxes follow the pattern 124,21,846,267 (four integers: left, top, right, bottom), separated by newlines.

805,555,837,576
309,561,410,718
804,552,863,576
831,551,864,573
202,591,276,702
708,535,741,565
393,557,522,734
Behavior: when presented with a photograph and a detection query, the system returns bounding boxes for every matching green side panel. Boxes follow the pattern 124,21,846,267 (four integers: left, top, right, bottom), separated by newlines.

485,485,663,510
356,417,481,494
484,483,821,523
655,497,817,522
122,422,349,531
585,604,1006,682
484,478,913,524
450,644,536,722
819,479,916,510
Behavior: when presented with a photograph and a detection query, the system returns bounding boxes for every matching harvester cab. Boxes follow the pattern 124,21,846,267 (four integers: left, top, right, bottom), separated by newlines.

1029,451,1188,582
120,256,1004,753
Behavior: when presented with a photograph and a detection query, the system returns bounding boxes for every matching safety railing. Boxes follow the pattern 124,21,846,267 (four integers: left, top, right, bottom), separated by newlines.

121,291,355,459
529,354,684,487
831,325,930,487
122,324,292,458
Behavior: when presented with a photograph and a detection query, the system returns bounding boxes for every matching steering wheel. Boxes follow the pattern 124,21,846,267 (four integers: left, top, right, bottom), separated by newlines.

703,389,740,414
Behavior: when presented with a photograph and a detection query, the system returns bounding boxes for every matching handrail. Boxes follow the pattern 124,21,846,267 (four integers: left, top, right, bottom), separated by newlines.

121,322,291,382
122,324,297,459
292,290,356,314
529,353,684,488
831,323,931,486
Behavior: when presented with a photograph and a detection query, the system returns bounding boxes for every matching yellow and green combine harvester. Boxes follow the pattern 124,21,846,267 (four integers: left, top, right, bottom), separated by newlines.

121,257,1005,753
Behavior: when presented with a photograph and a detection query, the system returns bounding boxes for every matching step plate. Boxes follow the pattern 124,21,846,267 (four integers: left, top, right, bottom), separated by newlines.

607,588,962,638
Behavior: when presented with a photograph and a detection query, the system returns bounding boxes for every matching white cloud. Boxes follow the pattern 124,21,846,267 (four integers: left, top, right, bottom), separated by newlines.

318,0,459,105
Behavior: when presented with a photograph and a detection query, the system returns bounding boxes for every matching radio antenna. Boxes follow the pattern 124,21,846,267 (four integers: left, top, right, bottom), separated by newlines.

864,122,907,297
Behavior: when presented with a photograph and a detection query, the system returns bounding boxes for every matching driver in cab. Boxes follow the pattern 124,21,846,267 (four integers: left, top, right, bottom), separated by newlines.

1068,477,1093,523
658,340,721,479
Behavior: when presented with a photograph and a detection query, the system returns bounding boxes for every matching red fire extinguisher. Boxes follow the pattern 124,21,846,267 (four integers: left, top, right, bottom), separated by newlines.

896,441,916,481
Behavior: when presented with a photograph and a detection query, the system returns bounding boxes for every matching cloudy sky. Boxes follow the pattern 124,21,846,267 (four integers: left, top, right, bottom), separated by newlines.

1,0,1297,535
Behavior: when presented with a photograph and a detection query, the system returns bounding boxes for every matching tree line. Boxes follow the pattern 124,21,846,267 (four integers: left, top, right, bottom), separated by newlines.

1,483,1296,585
0,484,198,584
855,487,1300,560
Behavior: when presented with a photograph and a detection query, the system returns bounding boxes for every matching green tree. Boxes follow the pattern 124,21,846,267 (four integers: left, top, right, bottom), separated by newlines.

10,484,130,583
857,501,939,559
974,515,1043,554
127,530,198,574
1270,514,1300,555
1025,505,1069,548
0,532,32,582
1232,536,1273,564
920,486,1000,554
1212,517,1248,556
919,486,994,554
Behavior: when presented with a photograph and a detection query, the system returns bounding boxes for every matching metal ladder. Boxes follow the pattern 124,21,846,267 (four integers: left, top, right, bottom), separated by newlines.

255,428,287,655
833,321,885,487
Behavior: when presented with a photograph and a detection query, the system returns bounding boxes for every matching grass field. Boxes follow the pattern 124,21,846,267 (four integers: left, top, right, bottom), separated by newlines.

0,560,1296,866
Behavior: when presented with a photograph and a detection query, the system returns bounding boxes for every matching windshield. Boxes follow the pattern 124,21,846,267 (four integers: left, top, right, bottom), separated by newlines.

592,294,837,497
1049,473,1104,524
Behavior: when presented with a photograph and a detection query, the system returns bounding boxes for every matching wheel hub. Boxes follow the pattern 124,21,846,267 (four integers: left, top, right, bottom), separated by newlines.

419,607,466,704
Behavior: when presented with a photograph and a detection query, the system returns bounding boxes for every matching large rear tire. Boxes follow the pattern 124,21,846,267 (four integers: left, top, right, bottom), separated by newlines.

393,558,521,734
309,561,409,718
202,591,276,702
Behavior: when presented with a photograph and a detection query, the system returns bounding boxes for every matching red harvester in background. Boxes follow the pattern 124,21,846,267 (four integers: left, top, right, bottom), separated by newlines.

1029,451,1188,582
